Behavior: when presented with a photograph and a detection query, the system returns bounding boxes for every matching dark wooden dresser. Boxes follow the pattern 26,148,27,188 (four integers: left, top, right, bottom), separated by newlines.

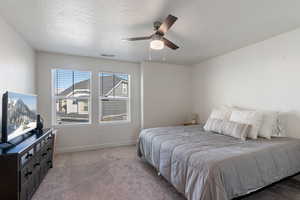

0,128,55,200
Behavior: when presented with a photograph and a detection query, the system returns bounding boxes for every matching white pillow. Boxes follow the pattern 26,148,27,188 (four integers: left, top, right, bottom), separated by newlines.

272,115,286,137
204,118,250,141
259,111,278,139
209,108,232,120
230,110,263,139
221,120,250,141
204,118,224,133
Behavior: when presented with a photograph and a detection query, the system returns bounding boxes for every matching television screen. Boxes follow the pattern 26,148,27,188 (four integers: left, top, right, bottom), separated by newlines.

2,92,37,142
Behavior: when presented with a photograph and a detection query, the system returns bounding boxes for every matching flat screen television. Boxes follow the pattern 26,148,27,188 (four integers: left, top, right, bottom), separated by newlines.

2,91,37,143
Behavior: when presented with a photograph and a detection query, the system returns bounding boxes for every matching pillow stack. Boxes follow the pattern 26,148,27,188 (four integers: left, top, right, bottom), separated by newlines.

230,110,263,139
204,106,285,140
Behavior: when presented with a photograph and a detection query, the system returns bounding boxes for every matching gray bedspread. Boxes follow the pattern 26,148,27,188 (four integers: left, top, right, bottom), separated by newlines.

137,125,300,200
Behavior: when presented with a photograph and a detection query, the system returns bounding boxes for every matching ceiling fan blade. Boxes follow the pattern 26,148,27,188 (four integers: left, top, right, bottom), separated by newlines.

162,38,179,50
157,15,178,35
122,36,152,41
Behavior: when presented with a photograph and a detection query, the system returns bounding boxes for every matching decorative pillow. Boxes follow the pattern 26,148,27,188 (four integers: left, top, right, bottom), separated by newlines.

204,118,224,133
209,108,232,120
221,121,250,141
258,111,278,139
272,115,286,137
230,110,263,139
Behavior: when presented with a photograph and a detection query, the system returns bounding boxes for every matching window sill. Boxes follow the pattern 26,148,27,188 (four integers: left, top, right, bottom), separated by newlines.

53,122,92,127
98,120,131,126
52,121,132,127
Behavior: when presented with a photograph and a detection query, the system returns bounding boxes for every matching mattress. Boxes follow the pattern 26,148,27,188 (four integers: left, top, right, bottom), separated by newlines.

137,125,300,200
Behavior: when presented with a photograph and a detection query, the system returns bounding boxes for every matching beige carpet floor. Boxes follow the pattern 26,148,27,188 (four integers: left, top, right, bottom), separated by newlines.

32,145,300,200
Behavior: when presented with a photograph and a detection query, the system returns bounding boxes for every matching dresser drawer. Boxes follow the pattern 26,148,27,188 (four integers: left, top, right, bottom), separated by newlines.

20,148,34,167
20,161,34,185
36,142,42,152
20,181,29,200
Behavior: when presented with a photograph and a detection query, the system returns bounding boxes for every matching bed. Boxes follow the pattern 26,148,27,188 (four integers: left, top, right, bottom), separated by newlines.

137,125,300,200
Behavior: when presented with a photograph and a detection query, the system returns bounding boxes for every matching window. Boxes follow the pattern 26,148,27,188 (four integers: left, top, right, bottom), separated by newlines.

52,69,91,125
99,72,130,122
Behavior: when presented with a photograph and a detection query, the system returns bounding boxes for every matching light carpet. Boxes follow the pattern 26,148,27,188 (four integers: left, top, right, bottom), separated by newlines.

32,146,300,200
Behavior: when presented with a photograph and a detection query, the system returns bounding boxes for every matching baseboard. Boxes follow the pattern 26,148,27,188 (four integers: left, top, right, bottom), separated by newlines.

55,141,137,154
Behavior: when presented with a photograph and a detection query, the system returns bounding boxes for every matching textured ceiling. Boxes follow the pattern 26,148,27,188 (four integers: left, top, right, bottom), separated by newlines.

1,0,300,65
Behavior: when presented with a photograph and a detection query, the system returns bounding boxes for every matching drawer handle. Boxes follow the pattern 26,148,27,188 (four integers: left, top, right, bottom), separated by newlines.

26,153,33,159
34,163,40,168
25,171,32,177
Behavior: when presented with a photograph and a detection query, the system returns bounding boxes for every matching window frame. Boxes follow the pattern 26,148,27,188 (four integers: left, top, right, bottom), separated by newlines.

51,68,92,126
98,71,131,124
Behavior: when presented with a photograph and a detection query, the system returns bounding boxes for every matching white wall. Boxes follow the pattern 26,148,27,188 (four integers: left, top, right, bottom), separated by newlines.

141,62,192,128
192,27,300,138
0,16,36,130
36,52,140,153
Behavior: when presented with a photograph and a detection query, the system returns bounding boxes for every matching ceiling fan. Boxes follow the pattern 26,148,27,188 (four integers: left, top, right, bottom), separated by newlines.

123,14,179,50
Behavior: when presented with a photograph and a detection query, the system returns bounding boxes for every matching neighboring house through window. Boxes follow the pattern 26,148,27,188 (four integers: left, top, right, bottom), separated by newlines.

52,69,91,125
99,72,130,122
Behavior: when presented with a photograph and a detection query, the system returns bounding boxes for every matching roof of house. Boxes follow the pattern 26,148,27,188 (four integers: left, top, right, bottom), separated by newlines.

100,75,124,96
58,75,127,97
58,79,90,97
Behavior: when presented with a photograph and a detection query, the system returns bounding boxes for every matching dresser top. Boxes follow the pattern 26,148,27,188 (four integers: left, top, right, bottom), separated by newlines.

0,128,52,155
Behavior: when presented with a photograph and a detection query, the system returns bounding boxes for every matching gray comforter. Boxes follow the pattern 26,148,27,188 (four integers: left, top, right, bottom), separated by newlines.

137,125,300,200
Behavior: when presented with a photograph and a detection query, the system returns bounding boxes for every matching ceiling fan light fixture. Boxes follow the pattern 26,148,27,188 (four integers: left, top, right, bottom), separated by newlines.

150,39,164,50
124,14,178,50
